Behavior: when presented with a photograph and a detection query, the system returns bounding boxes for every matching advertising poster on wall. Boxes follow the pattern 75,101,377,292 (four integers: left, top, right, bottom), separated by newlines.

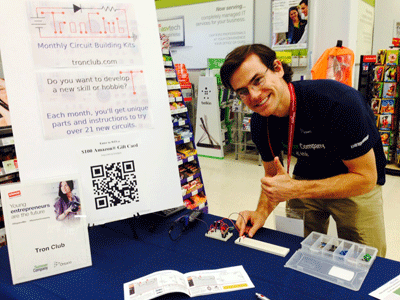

1,178,92,284
157,0,254,69
271,0,309,51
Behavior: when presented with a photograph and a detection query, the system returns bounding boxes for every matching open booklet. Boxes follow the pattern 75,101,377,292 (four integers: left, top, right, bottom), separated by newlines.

123,265,254,299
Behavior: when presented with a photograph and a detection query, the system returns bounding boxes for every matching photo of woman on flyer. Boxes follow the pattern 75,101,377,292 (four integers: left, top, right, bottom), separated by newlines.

54,180,81,221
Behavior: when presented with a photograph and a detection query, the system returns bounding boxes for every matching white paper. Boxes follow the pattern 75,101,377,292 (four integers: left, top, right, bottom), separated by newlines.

123,265,255,300
36,68,152,140
76,133,182,225
1,178,92,284
328,266,355,282
369,274,400,299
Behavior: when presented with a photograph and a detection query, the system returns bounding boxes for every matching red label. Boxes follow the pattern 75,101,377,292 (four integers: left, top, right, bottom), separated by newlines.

8,191,21,198
363,55,376,63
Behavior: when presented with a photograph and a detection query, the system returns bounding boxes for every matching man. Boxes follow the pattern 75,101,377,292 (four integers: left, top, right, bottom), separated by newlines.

220,44,387,257
300,0,308,20
297,0,308,44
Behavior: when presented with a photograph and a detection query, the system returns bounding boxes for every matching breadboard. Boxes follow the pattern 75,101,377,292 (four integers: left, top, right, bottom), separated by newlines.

235,237,290,257
205,231,233,242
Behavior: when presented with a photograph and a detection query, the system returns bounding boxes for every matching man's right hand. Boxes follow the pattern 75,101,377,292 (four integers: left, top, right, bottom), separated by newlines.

235,210,268,238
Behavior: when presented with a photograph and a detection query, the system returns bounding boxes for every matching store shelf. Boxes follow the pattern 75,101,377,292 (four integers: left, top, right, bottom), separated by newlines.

173,119,189,127
171,107,188,115
180,172,201,185
182,187,204,200
177,154,197,165
169,97,183,102
167,84,181,90
175,137,194,146
161,43,208,210
0,136,14,147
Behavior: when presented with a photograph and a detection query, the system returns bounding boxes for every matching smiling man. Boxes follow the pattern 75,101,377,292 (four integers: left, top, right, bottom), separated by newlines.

220,44,387,257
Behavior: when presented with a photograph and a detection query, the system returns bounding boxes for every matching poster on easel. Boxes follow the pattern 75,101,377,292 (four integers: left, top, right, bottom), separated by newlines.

0,0,183,226
1,177,92,284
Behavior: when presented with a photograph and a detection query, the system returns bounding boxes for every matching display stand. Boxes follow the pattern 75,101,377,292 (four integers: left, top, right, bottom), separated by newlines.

195,76,224,158
359,48,400,176
162,47,208,212
195,75,234,159
0,126,20,249
231,100,262,166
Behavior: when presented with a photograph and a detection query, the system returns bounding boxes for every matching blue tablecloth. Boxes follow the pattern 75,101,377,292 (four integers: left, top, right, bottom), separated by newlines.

0,211,399,299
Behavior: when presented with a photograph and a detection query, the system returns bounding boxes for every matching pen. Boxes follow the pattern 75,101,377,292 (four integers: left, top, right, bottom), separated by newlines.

256,293,270,300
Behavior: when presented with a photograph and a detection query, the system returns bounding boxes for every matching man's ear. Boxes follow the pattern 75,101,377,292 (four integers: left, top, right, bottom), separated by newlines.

273,59,282,72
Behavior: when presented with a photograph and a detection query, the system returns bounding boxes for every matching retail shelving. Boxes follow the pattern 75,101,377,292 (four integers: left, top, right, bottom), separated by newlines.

162,47,208,212
0,125,20,249
231,100,262,166
359,48,400,176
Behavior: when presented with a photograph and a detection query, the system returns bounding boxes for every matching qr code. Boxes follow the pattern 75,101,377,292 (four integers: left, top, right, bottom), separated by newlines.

91,161,139,210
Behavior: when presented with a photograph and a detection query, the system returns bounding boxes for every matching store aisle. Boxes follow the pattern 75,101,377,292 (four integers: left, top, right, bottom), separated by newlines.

199,152,400,262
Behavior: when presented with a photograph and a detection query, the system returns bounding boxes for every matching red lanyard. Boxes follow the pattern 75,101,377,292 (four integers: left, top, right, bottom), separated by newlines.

266,83,297,173
287,82,297,173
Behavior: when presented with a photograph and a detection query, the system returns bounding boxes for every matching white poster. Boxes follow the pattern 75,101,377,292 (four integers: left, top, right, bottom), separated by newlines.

76,133,180,225
0,0,183,218
26,1,143,68
1,178,92,284
157,0,254,69
36,68,151,140
271,0,309,50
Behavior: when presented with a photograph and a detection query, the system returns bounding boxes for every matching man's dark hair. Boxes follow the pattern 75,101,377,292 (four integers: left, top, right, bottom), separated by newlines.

220,44,293,90
300,0,308,6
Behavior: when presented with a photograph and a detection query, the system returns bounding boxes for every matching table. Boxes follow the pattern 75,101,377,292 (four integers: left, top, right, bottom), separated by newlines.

0,211,399,299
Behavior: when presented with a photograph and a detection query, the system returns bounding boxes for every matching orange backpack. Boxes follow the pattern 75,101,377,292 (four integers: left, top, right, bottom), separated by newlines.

311,46,355,87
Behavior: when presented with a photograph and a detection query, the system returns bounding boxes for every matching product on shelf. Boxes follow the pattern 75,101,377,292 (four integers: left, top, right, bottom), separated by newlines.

184,192,207,210
169,90,182,98
376,49,386,65
381,99,395,114
384,66,397,82
166,80,179,86
176,144,197,158
173,127,193,140
386,49,399,65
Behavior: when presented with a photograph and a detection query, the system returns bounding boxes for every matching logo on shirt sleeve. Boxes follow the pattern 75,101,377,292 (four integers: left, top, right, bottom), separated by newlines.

350,135,369,149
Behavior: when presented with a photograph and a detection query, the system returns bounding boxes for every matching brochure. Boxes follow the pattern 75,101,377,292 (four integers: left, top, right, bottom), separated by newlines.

123,265,254,300
369,273,400,299
0,177,92,284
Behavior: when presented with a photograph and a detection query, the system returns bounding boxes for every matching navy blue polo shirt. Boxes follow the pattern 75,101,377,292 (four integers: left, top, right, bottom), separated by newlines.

251,79,386,185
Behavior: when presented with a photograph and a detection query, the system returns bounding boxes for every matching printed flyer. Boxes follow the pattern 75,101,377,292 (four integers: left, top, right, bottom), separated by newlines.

123,265,254,300
76,133,183,226
1,177,92,284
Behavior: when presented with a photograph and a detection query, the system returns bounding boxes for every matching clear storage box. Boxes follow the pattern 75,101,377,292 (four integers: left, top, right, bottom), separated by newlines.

284,231,378,291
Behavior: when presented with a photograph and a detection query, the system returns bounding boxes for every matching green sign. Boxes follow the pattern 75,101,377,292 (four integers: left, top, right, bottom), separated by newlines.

361,0,375,7
207,58,225,70
276,51,292,64
155,0,216,9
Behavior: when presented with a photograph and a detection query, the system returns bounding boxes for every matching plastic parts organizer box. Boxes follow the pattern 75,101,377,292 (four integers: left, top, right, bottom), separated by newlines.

284,231,378,291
